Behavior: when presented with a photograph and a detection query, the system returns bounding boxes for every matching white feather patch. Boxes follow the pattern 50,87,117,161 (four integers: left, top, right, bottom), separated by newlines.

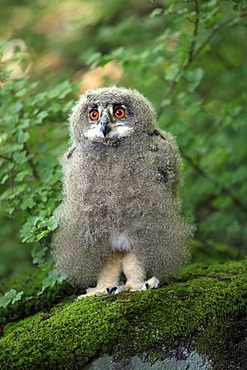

110,231,134,252
84,125,133,140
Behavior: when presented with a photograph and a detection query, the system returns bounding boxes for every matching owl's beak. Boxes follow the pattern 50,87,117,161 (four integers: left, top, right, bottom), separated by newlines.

101,114,111,137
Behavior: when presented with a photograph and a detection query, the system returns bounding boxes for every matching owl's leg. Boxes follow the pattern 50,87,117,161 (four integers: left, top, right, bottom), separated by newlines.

114,252,160,293
77,252,122,298
121,252,145,291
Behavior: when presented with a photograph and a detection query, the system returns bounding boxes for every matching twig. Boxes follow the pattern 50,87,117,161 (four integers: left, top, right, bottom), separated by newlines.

192,12,247,61
24,143,40,180
181,149,247,215
157,0,200,116
0,154,11,161
158,10,247,117
187,0,200,66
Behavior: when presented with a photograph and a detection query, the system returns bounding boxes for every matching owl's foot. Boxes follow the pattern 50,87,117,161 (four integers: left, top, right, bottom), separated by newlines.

111,276,160,294
76,277,160,299
141,276,160,290
77,286,115,299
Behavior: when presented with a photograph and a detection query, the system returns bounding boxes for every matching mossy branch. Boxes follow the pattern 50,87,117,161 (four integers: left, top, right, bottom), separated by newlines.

0,261,246,369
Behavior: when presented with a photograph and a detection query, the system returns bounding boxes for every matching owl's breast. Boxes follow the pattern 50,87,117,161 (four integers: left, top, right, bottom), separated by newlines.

78,137,163,192
62,138,175,251
65,136,170,213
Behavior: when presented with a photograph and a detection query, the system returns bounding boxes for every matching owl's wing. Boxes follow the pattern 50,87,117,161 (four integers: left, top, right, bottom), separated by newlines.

153,128,183,195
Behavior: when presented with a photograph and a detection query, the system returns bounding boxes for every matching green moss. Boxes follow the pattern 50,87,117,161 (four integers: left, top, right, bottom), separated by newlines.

0,268,78,331
0,260,246,369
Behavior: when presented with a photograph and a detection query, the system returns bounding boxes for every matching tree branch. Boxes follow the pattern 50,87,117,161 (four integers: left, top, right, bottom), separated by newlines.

181,149,247,215
187,0,200,66
24,143,40,181
157,0,200,116
192,11,247,61
158,10,247,117
0,155,12,161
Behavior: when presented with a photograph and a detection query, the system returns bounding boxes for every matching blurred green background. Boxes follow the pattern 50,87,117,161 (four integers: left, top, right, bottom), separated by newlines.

0,0,246,280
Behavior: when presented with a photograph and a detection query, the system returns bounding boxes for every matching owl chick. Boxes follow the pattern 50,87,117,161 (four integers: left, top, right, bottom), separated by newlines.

52,87,192,298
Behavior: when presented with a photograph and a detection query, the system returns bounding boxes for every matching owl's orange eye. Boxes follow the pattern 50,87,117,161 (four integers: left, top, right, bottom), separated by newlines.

114,107,125,119
89,110,99,121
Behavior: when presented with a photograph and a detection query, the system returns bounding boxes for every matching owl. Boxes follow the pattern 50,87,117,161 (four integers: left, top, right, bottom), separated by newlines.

52,87,192,298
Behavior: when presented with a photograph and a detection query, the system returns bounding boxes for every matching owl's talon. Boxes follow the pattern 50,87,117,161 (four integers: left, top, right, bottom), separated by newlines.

110,286,122,294
109,286,117,294
141,282,149,290
94,291,104,297
141,277,160,290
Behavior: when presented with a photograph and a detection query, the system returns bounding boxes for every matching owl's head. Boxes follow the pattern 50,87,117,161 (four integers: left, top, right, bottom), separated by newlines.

70,87,156,144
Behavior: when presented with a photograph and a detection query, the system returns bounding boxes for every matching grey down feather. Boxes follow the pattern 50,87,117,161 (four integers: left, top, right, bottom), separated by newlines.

52,87,193,287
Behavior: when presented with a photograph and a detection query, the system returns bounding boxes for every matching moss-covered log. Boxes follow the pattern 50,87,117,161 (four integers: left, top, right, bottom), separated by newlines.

0,261,246,369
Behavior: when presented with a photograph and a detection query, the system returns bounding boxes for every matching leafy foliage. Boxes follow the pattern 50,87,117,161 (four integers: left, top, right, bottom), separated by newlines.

0,75,75,290
0,289,23,309
0,0,247,303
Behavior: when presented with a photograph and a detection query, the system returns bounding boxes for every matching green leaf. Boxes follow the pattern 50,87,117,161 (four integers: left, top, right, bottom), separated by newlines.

36,230,50,241
20,195,35,210
39,269,66,295
16,170,32,182
0,289,24,308
31,245,47,265
17,131,30,144
150,8,163,18
46,215,58,231
12,291,24,304
185,68,204,92
34,111,48,124
8,101,23,114
165,63,180,82
0,70,12,82
1,174,9,184
13,151,27,165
